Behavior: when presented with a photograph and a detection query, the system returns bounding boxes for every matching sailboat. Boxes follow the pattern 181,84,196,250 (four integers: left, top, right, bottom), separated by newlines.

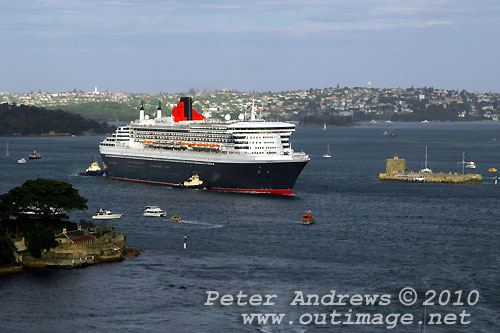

322,123,327,131
420,146,432,173
323,144,332,158
5,140,9,157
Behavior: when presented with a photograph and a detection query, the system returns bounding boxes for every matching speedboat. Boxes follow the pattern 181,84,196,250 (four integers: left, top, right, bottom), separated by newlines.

170,214,182,222
302,210,315,225
92,209,123,219
143,205,167,217
466,161,476,169
17,158,27,164
29,149,42,159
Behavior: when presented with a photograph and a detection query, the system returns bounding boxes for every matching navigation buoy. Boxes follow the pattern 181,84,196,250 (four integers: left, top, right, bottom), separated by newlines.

184,235,187,250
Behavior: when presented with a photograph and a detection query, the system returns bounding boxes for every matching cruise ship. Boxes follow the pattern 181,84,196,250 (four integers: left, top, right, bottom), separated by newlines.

99,97,309,195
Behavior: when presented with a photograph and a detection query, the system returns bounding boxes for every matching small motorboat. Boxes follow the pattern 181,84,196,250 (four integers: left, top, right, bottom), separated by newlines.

302,210,315,225
80,157,105,176
170,214,182,222
466,161,476,169
92,209,123,220
143,205,167,217
17,158,27,164
29,149,42,159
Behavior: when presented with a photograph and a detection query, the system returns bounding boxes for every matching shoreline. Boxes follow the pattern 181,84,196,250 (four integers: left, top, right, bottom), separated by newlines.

0,248,142,275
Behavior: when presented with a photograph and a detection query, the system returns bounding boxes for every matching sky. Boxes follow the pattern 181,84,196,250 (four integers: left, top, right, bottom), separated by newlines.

1,0,499,93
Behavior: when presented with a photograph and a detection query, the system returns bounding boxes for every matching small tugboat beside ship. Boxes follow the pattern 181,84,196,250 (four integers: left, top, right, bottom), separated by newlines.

171,174,205,189
80,156,105,176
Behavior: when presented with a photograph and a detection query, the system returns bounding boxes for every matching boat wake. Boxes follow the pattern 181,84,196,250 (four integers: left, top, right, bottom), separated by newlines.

177,220,223,229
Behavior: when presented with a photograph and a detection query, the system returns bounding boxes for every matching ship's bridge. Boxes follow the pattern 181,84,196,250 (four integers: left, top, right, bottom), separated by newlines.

227,121,295,154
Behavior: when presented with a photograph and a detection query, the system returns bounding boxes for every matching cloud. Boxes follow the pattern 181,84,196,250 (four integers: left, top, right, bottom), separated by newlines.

0,0,456,39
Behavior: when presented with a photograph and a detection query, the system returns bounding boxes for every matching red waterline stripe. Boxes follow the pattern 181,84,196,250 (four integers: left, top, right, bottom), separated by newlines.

108,176,175,186
211,187,293,195
107,176,293,195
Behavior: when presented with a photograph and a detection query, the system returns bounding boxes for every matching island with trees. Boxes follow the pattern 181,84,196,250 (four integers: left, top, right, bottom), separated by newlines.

0,178,139,274
0,103,115,136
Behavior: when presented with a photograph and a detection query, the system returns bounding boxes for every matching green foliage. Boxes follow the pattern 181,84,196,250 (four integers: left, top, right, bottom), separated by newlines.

0,178,88,217
0,103,114,135
51,102,137,122
0,234,16,265
300,114,352,126
24,226,57,258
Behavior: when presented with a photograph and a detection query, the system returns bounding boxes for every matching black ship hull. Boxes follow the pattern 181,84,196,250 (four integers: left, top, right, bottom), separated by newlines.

101,154,308,195
79,170,105,177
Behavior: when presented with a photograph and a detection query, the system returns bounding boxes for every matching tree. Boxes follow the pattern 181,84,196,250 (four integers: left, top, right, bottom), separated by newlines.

24,226,57,258
0,234,16,264
0,178,88,218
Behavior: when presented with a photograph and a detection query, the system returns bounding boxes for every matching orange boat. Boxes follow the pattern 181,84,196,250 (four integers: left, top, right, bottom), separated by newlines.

302,210,315,225
170,214,182,222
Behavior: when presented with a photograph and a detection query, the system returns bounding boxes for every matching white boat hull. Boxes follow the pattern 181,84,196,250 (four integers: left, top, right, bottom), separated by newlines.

143,212,167,217
92,214,123,220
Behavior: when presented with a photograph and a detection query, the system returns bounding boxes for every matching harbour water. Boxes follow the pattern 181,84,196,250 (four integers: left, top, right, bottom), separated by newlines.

0,122,499,332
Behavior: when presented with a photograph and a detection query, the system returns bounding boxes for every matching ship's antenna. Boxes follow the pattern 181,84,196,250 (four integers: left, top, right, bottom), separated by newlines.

250,99,256,121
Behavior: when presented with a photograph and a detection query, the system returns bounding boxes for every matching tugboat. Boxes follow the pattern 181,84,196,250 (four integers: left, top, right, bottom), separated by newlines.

172,174,205,189
92,209,123,220
80,155,105,176
170,213,182,222
302,210,315,225
28,149,42,159
143,205,167,217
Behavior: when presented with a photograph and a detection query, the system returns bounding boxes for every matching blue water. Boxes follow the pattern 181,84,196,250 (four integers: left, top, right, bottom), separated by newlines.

0,122,499,332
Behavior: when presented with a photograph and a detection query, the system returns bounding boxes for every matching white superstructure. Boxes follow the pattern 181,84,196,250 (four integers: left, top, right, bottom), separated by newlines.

100,102,308,163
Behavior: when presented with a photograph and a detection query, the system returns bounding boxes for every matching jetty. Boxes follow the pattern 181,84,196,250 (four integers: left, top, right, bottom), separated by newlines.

379,155,482,184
